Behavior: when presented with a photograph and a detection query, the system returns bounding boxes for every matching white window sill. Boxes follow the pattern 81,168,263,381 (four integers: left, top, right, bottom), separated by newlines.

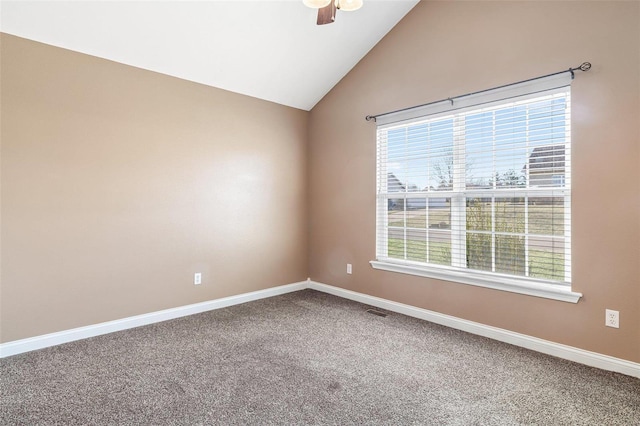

370,260,582,303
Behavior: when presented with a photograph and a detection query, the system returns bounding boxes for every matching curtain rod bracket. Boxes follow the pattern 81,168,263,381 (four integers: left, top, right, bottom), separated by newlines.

579,62,592,72
570,62,592,79
365,115,376,122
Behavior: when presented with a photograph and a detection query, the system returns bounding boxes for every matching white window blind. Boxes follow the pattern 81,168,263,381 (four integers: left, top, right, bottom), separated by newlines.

374,74,575,298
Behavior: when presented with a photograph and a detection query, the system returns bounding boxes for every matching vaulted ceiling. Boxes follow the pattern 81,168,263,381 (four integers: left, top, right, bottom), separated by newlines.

1,0,419,110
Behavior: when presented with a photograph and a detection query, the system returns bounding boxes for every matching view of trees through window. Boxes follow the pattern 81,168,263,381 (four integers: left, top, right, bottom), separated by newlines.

378,90,570,283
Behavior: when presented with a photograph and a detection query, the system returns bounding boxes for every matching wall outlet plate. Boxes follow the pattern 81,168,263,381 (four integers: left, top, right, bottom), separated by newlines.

605,309,619,328
347,263,352,274
194,273,202,285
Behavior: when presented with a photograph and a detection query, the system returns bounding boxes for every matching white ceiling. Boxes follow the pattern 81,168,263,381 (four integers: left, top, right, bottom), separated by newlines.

0,0,418,110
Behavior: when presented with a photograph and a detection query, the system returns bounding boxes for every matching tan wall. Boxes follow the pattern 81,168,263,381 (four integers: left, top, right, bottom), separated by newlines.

0,34,309,343
2,2,639,364
309,1,640,362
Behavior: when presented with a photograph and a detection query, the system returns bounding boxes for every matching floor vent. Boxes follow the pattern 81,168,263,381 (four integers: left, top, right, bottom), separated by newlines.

366,309,388,318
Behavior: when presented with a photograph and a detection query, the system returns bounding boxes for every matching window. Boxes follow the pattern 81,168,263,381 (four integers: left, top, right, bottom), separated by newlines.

372,74,581,302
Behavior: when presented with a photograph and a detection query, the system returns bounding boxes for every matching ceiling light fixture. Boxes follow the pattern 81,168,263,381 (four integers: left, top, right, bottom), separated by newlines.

304,0,363,25
336,0,363,12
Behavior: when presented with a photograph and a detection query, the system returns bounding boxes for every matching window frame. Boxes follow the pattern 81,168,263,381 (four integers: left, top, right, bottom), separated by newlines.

372,75,582,303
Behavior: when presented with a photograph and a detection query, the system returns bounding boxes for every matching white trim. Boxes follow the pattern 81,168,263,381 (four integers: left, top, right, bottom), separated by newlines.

307,281,640,379
370,260,582,303
0,281,307,358
3,278,637,380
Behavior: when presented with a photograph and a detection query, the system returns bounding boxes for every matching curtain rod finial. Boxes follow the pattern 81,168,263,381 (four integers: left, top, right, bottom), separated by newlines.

365,115,376,122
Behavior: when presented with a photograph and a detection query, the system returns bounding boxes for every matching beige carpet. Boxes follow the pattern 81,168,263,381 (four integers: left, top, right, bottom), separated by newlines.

1,289,639,425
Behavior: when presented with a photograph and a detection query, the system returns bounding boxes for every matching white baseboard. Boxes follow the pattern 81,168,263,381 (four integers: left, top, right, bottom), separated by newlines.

3,279,638,380
308,281,640,379
0,281,307,358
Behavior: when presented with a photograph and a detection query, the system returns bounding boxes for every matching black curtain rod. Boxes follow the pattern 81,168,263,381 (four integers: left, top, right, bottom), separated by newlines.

365,62,591,122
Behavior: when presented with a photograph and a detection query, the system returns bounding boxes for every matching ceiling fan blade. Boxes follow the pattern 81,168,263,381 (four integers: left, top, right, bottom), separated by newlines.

317,2,336,25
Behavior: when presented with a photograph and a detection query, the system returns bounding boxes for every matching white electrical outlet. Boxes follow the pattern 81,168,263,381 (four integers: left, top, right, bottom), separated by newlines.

346,263,352,274
605,309,619,328
194,273,202,285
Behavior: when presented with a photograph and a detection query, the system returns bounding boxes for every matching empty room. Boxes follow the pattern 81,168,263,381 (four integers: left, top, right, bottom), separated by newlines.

1,0,639,424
